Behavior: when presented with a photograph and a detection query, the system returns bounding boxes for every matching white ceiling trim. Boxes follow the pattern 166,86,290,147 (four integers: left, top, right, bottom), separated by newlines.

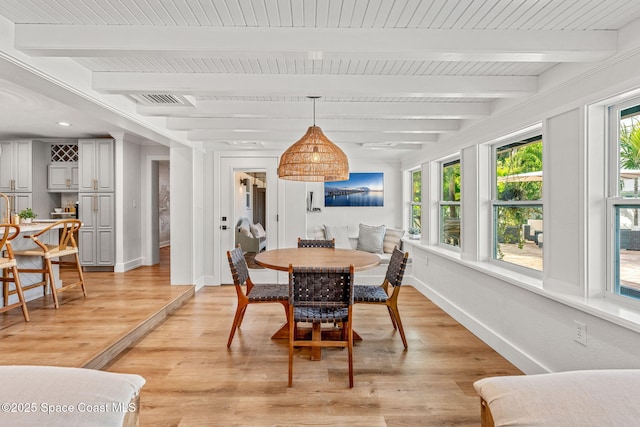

15,25,618,63
137,100,490,119
166,117,459,133
92,73,537,98
187,129,439,144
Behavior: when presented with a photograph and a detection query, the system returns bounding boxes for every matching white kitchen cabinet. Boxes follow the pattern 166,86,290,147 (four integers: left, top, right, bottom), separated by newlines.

79,139,114,192
48,163,79,191
78,193,114,266
0,194,32,221
0,140,32,192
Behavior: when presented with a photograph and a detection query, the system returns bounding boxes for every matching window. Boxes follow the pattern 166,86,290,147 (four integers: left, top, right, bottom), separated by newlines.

410,169,421,234
440,159,460,247
492,135,543,272
609,99,640,301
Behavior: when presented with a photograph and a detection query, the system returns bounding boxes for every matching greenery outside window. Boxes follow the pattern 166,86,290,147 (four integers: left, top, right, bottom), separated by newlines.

609,100,640,301
410,169,422,234
492,135,543,272
440,159,460,247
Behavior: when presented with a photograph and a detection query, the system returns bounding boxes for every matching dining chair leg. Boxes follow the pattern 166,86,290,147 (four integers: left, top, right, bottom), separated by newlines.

11,264,29,321
44,259,60,309
347,318,353,388
227,302,248,347
288,306,295,387
74,253,87,296
387,306,398,330
388,302,408,349
2,268,8,307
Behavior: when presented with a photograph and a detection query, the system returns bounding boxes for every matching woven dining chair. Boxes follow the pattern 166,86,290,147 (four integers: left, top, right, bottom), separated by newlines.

12,219,86,309
226,245,289,347
354,247,409,349
0,223,30,321
296,237,336,248
288,264,355,388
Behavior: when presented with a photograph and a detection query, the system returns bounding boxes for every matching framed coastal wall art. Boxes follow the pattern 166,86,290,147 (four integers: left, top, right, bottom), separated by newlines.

324,172,384,207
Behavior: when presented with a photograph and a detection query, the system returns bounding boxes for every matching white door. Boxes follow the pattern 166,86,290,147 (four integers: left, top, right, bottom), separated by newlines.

217,156,280,285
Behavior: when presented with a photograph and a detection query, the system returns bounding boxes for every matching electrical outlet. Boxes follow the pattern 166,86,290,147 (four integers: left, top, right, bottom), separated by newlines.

574,321,587,346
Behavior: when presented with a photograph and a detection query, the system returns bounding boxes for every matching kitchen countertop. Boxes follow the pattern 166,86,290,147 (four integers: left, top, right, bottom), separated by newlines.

14,221,65,232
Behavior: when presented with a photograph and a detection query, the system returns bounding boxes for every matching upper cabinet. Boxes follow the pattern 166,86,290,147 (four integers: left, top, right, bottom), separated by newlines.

48,163,79,191
0,140,32,192
79,139,114,192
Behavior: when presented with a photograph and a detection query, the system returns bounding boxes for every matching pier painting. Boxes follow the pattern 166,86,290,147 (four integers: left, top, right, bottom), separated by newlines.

324,172,384,207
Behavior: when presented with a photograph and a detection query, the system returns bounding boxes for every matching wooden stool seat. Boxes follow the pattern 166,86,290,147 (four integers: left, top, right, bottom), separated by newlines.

11,219,86,309
0,223,30,321
17,245,78,259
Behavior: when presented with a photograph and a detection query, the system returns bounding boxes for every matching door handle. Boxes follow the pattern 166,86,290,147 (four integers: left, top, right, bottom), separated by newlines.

220,225,228,230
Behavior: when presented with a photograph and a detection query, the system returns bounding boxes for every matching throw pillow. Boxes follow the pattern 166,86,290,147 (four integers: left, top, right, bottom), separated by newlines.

240,227,252,238
357,224,386,254
324,225,352,249
383,228,405,253
250,223,266,239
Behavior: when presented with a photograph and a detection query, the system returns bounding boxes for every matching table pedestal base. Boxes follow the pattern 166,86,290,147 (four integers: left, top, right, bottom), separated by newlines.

271,322,361,360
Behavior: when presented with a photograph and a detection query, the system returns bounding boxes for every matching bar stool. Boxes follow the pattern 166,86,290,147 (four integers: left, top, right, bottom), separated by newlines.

0,223,30,321
12,219,86,309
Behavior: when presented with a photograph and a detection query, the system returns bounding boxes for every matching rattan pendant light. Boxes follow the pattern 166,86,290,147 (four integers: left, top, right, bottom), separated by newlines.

278,96,349,182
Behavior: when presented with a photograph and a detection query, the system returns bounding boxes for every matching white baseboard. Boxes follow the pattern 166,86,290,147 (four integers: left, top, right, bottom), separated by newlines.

115,258,144,273
409,274,550,374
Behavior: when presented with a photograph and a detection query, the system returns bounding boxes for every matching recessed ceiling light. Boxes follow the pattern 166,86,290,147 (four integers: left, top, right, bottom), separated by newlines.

57,121,71,126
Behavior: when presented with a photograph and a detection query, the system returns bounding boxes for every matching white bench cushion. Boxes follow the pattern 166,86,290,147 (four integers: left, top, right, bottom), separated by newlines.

474,369,640,426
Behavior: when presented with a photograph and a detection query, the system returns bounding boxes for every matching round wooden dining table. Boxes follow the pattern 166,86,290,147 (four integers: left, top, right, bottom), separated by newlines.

254,247,381,271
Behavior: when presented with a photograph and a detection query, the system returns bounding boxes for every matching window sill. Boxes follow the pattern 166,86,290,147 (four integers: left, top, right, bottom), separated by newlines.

402,238,640,335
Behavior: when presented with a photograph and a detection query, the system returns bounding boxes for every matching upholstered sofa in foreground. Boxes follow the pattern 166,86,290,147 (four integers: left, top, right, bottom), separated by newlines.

1,365,145,426
474,370,640,426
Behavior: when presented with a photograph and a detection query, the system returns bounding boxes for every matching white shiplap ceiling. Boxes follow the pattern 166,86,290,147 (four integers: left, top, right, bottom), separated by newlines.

0,0,639,155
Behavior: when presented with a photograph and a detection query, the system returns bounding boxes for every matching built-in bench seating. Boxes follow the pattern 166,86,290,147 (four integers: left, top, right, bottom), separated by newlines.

309,224,412,285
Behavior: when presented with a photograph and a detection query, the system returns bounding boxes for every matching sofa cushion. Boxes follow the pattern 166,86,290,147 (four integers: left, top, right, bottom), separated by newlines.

383,228,405,253
324,225,351,249
357,224,386,254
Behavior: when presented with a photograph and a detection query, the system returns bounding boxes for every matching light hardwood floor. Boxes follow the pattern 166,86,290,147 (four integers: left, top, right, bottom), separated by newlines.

2,247,522,426
105,278,522,426
0,247,194,368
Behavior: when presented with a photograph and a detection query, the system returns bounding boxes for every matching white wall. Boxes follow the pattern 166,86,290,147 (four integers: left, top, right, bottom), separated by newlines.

304,159,403,239
170,146,194,286
111,133,144,272
400,29,640,373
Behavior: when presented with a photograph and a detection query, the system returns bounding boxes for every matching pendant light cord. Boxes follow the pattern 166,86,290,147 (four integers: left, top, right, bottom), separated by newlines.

313,97,316,126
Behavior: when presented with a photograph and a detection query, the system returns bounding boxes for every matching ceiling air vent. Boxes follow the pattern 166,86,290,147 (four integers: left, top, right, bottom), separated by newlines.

129,94,191,106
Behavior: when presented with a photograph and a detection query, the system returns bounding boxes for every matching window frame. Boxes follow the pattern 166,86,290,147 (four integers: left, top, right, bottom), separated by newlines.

489,131,544,278
439,157,461,249
606,96,640,305
409,168,422,234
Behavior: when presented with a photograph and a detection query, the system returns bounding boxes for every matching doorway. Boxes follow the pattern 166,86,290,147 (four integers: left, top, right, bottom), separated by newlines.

145,155,170,268
215,156,281,285
235,171,267,269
